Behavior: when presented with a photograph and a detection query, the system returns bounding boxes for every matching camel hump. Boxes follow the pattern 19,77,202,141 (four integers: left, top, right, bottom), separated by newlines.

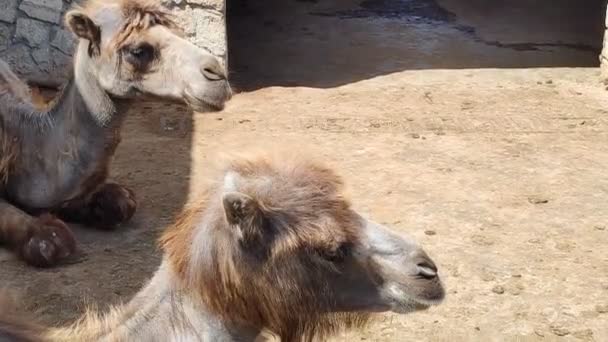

0,59,32,104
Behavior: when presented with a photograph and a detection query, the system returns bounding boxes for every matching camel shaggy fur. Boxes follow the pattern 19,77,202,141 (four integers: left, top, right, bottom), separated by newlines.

0,150,444,341
0,0,232,267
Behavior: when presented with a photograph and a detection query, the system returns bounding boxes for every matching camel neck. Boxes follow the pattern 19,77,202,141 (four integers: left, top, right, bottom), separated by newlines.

48,42,129,128
48,260,262,341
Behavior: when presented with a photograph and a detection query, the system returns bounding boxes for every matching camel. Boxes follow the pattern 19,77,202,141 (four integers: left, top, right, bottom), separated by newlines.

0,150,445,341
0,0,232,267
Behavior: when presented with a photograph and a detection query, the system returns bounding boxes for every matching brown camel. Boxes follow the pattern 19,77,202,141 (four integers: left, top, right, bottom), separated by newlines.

0,0,232,267
0,150,445,341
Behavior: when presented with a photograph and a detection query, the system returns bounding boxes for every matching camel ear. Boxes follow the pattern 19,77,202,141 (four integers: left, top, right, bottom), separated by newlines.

222,192,258,226
65,10,101,50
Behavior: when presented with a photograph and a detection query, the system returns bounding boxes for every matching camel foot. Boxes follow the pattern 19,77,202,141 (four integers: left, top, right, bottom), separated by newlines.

20,214,77,268
88,184,137,229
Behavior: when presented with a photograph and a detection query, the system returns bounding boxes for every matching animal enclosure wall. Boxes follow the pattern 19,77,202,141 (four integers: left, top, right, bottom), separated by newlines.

0,0,227,87
602,3,608,78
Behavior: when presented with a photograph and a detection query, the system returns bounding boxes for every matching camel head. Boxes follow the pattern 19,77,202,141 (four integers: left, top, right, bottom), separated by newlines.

65,0,231,112
161,151,445,340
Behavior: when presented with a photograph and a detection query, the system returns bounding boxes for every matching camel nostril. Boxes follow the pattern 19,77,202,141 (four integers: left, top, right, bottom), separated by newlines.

417,262,437,279
201,59,226,81
414,254,438,280
203,68,223,81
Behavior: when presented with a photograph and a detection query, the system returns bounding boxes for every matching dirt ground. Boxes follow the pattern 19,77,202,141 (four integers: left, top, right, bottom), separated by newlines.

2,0,608,340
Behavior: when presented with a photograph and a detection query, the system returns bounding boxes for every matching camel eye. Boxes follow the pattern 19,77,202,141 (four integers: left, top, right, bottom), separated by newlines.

322,243,351,263
124,43,155,69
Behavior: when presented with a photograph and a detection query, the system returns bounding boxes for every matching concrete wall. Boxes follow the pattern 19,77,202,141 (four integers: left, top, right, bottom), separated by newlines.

0,0,227,87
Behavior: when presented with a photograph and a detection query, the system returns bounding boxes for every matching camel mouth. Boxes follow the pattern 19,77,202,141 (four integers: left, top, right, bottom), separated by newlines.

188,98,225,112
384,282,445,314
389,297,441,314
184,91,229,113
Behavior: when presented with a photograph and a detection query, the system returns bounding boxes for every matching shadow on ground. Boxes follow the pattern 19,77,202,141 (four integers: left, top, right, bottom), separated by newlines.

228,0,606,90
0,96,195,325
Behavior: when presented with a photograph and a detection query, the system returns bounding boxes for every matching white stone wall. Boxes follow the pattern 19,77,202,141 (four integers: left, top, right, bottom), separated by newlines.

0,0,227,87
0,0,74,86
601,3,608,80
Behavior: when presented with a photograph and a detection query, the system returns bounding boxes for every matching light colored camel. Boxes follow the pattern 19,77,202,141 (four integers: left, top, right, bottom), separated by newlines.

0,0,232,267
0,150,445,341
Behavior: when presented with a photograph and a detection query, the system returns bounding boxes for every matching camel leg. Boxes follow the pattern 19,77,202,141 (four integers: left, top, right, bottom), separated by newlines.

0,200,76,267
55,183,137,230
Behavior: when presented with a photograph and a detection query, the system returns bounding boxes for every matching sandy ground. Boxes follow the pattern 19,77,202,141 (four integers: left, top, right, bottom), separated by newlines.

2,0,608,341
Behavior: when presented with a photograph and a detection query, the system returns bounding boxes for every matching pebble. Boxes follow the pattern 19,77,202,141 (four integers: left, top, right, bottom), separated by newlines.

508,283,524,296
424,230,436,236
411,133,420,139
581,310,599,319
491,285,505,294
480,273,495,282
573,329,594,340
550,325,570,337
595,225,606,231
596,304,608,313
528,196,549,204
471,235,494,246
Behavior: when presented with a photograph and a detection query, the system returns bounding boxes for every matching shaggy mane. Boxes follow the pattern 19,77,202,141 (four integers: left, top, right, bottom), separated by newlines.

69,0,179,50
160,149,370,341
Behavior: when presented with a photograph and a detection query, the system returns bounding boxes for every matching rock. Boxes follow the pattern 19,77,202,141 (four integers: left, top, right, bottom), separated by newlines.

19,0,64,24
595,225,606,231
556,241,575,252
51,28,75,54
550,325,569,337
596,304,608,313
480,271,495,282
424,230,436,236
15,18,50,47
572,329,594,341
507,283,524,296
581,310,599,319
2,44,36,76
0,23,10,51
0,0,18,23
527,196,549,204
471,234,494,246
491,285,505,294
411,133,421,139
50,48,71,70
32,45,52,72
